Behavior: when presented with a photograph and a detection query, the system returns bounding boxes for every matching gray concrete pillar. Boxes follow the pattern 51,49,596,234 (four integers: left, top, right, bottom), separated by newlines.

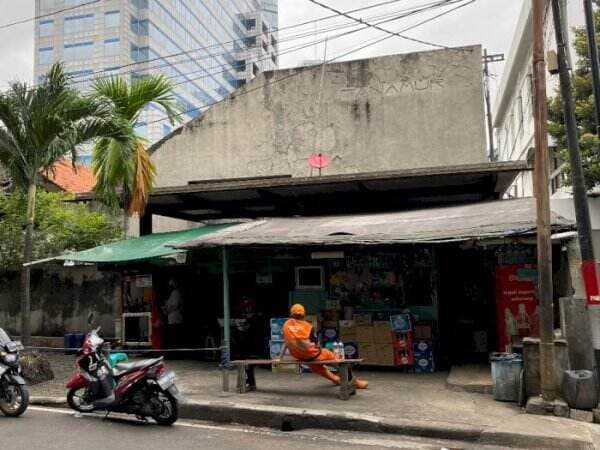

560,296,595,371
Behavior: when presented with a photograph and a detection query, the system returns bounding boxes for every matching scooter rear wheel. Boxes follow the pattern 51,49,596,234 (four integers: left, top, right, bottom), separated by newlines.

151,391,178,426
67,387,94,413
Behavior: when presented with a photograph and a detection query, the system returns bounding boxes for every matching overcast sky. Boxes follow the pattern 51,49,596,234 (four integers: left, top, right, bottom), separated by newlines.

0,0,525,102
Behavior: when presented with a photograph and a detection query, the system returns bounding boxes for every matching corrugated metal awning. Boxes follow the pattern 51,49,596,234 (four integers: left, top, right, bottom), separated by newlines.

176,198,574,248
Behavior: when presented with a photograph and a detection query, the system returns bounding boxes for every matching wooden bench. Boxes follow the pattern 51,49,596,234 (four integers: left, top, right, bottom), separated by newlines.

229,358,363,400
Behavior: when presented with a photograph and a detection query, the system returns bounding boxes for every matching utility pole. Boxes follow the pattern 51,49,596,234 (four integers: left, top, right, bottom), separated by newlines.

583,0,600,143
553,0,600,371
532,0,556,402
482,50,504,161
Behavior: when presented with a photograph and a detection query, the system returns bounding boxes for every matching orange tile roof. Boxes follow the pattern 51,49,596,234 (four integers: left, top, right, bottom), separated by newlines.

43,160,96,194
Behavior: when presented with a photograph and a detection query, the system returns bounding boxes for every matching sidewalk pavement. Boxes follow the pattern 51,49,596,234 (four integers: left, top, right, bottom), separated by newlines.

29,353,600,449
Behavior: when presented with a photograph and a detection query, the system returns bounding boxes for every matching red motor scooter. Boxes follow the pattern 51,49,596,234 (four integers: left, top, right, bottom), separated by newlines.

65,314,182,426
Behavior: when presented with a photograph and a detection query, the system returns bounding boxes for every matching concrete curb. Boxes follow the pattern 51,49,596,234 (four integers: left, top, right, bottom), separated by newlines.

178,399,594,450
30,397,594,449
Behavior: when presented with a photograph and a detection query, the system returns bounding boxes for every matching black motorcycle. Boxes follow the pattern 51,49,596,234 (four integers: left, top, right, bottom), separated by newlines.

0,328,29,417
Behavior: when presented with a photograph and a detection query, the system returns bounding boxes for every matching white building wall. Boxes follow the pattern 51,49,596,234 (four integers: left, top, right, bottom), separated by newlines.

493,0,584,198
493,0,600,255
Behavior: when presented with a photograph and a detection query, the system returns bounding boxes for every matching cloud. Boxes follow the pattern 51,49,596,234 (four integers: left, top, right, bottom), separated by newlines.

0,1,34,90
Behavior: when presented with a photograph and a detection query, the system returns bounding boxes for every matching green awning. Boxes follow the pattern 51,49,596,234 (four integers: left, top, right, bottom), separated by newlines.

47,224,234,265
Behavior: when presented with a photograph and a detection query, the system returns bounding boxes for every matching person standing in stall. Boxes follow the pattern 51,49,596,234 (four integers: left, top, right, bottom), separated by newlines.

163,278,184,351
278,304,368,388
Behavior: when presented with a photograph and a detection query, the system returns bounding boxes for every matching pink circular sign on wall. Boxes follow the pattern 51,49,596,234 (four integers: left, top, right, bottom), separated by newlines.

309,153,331,169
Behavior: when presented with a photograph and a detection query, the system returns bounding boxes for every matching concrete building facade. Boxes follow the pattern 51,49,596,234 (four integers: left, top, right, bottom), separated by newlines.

34,0,279,160
151,45,487,188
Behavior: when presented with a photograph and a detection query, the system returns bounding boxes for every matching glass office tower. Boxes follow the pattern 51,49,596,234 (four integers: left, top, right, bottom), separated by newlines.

35,0,279,161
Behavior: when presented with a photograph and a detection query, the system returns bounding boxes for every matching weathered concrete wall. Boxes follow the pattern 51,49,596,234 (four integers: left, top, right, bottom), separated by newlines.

152,46,487,187
0,266,120,338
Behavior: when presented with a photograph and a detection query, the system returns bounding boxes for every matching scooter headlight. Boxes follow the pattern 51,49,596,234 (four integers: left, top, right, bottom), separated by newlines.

1,352,18,366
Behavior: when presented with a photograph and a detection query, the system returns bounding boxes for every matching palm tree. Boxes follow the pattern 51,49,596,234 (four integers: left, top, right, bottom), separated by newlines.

0,63,128,344
91,74,181,237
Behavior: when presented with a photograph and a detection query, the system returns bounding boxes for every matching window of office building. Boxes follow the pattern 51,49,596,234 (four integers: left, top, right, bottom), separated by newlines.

39,20,54,37
104,38,120,57
131,0,148,9
105,11,120,28
65,0,92,6
64,41,94,61
64,14,94,34
130,17,149,35
131,45,149,62
40,0,55,9
38,47,54,65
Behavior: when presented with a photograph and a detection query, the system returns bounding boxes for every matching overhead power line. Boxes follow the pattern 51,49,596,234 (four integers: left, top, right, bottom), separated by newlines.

139,0,481,130
306,0,474,49
24,0,454,102
0,0,100,30
60,0,430,84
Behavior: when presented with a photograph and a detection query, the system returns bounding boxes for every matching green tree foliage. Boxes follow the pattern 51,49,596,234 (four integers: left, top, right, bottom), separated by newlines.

0,62,127,343
548,2,600,190
0,191,120,270
91,74,180,235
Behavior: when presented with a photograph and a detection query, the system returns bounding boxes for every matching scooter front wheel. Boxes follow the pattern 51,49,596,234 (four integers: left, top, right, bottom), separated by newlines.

0,384,29,417
67,387,94,413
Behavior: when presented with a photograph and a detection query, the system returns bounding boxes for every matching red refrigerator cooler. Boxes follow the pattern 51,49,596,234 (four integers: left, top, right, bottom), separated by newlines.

495,264,539,352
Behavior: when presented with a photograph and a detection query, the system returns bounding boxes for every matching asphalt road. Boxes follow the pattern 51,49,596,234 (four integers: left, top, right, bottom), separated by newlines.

0,407,515,450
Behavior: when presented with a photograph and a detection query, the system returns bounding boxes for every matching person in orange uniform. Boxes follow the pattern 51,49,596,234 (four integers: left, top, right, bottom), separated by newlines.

278,304,368,388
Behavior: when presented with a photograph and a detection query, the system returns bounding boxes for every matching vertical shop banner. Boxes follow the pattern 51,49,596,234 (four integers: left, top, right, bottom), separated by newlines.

495,264,539,352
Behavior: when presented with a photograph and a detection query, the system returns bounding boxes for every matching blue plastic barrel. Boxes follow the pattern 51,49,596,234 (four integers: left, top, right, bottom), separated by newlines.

64,333,74,355
490,352,523,402
72,332,86,352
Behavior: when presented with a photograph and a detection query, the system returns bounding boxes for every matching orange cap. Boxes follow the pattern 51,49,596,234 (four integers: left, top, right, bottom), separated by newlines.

290,303,305,317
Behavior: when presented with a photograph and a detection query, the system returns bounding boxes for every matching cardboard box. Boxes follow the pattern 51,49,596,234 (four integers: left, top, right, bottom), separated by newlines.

375,344,396,366
390,314,411,332
373,321,392,343
355,326,375,343
270,318,287,340
358,343,377,364
338,320,355,328
339,327,357,341
353,313,373,326
414,324,433,340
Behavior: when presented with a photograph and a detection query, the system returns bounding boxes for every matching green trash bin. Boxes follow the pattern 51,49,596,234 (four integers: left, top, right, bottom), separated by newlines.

490,352,523,402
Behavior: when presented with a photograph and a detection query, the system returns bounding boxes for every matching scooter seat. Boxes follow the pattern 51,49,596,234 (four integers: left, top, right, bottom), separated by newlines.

114,357,163,375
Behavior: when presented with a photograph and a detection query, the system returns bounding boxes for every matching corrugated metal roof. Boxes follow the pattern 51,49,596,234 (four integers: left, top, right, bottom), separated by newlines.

176,198,573,248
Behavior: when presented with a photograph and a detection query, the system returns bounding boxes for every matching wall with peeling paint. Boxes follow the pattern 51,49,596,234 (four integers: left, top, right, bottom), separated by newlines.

0,266,120,338
151,45,486,187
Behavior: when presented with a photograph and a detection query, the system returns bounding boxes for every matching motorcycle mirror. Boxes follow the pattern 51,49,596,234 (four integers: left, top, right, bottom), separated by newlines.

87,311,94,326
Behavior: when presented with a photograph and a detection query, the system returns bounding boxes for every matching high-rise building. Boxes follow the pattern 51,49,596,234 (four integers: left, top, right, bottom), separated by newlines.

34,0,279,162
